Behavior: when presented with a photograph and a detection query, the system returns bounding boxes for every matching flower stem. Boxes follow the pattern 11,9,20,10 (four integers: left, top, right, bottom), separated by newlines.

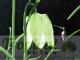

66,29,80,40
53,25,64,30
23,1,37,60
0,46,15,60
44,48,54,60
15,33,24,45
23,12,28,60
44,46,60,60
11,0,16,59
23,0,39,60
6,27,12,60
23,1,30,60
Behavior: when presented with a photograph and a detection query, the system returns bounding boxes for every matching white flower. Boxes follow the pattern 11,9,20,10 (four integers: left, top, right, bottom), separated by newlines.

26,12,55,49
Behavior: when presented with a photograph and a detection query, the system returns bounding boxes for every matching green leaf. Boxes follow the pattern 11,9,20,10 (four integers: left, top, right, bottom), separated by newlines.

67,5,80,20
0,46,15,60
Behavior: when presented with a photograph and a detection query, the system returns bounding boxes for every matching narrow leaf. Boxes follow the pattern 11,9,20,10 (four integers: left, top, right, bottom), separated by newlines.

67,5,80,20
0,46,15,60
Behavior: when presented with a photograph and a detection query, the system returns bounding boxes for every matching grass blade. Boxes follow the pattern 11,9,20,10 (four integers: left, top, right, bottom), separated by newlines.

66,29,80,40
67,5,80,20
0,46,15,60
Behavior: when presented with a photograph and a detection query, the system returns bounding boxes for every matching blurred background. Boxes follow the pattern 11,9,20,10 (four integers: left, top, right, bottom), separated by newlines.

0,0,80,35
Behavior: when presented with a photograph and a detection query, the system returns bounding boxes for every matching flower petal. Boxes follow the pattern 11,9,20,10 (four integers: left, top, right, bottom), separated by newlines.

30,13,46,49
26,12,55,49
41,14,55,47
26,17,32,50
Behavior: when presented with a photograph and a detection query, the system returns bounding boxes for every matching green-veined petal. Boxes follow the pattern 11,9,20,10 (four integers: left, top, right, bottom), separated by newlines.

41,14,55,47
26,17,32,50
26,12,55,49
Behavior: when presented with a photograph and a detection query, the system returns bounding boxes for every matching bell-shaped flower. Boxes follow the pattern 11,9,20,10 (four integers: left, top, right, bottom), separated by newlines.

26,12,55,50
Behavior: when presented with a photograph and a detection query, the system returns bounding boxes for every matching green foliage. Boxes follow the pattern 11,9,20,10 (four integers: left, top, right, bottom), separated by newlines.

67,5,80,20
0,46,15,60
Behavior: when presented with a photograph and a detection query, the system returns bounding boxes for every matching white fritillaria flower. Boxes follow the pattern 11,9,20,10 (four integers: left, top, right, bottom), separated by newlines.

26,12,55,50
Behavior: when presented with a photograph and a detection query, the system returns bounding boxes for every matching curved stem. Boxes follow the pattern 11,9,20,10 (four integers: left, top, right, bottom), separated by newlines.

23,1,34,60
23,1,31,60
15,33,24,45
53,25,64,30
44,48,54,60
28,56,41,60
14,2,34,47
67,5,80,20
66,29,80,40
23,1,39,60
23,2,31,60
6,27,12,60
44,48,60,60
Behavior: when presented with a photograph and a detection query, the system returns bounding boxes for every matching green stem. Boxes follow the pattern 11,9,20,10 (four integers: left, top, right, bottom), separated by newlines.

66,29,80,40
6,27,12,60
53,25,64,30
23,12,28,60
67,5,80,20
0,46,15,60
14,1,39,60
28,56,41,60
44,48,60,60
23,1,30,60
23,1,38,60
15,33,24,45
11,0,16,59
44,48,54,60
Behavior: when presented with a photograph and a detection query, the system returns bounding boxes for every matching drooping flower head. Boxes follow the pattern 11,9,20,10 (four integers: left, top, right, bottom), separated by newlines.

26,12,55,50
